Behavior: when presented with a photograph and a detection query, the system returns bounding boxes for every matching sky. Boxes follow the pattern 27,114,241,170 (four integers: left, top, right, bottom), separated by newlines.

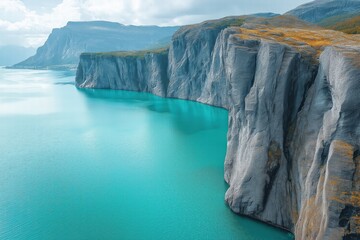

0,0,311,48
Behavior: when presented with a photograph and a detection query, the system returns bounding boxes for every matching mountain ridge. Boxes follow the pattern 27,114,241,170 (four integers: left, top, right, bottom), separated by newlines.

286,0,360,24
11,21,179,70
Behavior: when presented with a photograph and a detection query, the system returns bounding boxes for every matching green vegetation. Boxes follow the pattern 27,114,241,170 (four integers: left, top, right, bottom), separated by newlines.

318,14,360,34
81,47,169,58
175,16,246,36
318,13,359,27
234,25,360,64
326,15,360,34
207,17,245,29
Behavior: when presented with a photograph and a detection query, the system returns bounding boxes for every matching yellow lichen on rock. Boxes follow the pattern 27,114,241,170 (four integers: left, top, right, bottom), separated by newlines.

234,26,360,60
332,140,354,159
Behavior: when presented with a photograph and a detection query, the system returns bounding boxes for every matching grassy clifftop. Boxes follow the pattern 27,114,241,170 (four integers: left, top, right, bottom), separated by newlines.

326,15,360,34
81,15,359,63
81,47,169,58
317,13,360,34
225,15,359,64
235,26,359,56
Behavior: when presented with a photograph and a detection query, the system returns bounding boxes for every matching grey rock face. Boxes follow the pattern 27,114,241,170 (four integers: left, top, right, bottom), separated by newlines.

167,24,223,100
12,21,178,70
292,46,360,239
286,0,360,23
76,24,360,239
77,51,169,97
224,38,317,231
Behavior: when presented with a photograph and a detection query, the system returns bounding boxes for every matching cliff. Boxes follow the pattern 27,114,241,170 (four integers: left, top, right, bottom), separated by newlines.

77,49,169,97
76,16,360,239
12,21,178,70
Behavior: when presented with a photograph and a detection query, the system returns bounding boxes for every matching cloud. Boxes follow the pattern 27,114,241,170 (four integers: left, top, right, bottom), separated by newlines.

0,0,82,46
0,0,310,47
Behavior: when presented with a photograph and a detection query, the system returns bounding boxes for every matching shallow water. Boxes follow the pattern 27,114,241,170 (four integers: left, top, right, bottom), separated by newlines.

0,68,293,240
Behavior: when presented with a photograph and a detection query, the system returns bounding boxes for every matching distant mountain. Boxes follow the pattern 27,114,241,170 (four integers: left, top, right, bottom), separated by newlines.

0,46,35,66
286,0,360,23
12,21,179,70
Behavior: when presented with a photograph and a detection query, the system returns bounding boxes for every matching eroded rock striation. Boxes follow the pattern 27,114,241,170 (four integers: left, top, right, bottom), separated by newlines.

76,16,360,239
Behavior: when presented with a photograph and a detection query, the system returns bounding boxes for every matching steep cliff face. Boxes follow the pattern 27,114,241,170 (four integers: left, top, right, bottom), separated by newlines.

76,17,360,239
223,37,317,231
292,46,360,239
76,50,169,97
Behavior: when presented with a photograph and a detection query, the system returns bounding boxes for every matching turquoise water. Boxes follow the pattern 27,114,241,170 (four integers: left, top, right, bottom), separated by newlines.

0,68,293,240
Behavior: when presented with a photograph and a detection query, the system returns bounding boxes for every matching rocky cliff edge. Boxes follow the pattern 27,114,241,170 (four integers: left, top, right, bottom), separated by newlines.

76,16,360,239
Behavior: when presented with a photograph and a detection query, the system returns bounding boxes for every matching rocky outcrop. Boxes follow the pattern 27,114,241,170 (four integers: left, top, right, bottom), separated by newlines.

77,50,169,97
292,46,360,239
12,21,178,70
76,17,360,239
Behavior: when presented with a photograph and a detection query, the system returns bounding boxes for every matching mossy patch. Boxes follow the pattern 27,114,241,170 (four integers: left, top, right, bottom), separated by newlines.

319,14,360,34
233,26,360,61
81,47,169,59
206,18,245,29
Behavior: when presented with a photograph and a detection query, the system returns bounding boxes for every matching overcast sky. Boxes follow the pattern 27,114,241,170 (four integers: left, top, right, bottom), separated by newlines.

0,0,310,48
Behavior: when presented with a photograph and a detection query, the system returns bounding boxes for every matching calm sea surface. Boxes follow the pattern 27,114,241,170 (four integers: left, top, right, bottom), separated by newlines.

0,68,293,240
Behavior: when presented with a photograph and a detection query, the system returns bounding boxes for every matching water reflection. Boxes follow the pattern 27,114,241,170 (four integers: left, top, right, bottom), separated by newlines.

55,81,75,85
0,68,293,240
0,73,53,114
78,88,228,135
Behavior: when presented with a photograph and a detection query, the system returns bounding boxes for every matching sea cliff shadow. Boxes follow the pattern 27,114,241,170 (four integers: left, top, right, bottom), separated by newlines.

77,88,228,135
